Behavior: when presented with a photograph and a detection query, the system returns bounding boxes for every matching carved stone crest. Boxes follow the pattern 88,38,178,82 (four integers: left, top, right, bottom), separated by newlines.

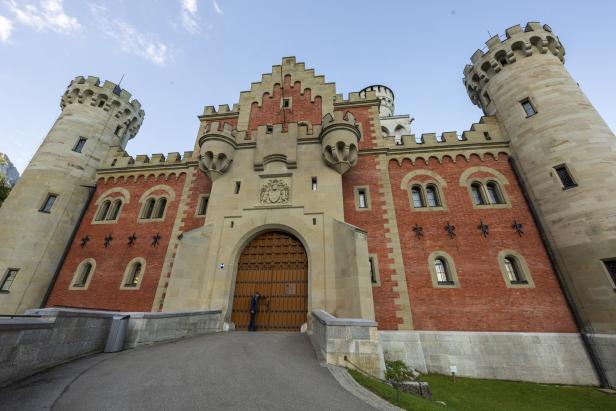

260,178,290,204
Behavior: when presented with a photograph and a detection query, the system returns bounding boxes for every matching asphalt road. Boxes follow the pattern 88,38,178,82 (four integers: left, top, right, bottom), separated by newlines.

0,332,376,410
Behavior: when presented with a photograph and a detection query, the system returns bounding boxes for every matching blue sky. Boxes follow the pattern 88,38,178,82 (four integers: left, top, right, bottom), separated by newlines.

1,0,615,173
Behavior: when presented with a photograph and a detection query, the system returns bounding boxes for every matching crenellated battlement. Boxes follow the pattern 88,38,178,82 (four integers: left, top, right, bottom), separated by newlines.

102,146,195,170
463,22,565,109
60,76,145,139
384,116,507,148
202,103,240,116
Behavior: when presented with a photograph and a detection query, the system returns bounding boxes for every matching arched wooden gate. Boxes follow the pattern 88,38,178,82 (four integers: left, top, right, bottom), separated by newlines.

231,231,308,331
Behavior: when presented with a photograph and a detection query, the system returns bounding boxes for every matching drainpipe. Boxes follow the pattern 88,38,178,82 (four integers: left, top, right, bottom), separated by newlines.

40,184,96,308
508,157,609,388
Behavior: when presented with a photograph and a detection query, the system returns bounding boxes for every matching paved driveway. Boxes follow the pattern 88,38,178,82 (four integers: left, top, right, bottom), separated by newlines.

0,332,376,410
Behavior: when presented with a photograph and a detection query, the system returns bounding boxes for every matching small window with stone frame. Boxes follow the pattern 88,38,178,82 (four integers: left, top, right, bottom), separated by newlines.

554,164,577,190
73,137,87,153
0,268,19,292
602,259,616,290
520,98,537,117
40,194,58,213
197,195,209,216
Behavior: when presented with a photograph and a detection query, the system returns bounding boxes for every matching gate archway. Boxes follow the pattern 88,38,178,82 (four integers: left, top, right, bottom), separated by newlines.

231,231,308,331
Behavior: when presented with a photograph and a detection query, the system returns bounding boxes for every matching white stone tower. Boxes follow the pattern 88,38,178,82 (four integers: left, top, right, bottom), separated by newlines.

359,85,412,144
0,76,144,314
464,22,616,387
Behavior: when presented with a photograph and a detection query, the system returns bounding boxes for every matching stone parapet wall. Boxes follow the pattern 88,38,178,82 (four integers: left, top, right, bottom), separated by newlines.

380,330,599,386
0,308,222,387
308,309,384,378
124,310,222,348
0,309,113,386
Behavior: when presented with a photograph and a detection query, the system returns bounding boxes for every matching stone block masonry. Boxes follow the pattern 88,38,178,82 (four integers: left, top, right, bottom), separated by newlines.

0,308,222,387
380,330,599,386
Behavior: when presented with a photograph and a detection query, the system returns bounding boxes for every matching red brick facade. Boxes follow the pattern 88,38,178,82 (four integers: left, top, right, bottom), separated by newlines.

46,79,577,335
47,173,187,311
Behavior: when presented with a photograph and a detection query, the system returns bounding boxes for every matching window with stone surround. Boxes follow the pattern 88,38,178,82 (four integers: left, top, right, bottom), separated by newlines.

461,169,510,209
428,252,459,288
369,255,380,286
197,195,209,216
554,164,577,190
121,258,146,290
520,98,537,117
602,259,616,289
70,259,96,290
40,194,57,213
498,250,534,288
72,137,87,153
354,186,371,211
0,268,18,292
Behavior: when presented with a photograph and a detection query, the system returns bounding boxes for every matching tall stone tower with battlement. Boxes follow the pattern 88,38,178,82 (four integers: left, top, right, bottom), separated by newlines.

0,76,144,314
464,22,616,385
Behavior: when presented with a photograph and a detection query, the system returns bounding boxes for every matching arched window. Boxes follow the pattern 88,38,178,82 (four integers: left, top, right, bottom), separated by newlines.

471,182,486,205
73,262,92,287
96,200,111,221
154,198,167,219
504,256,526,283
486,182,504,204
411,186,425,208
426,185,440,207
141,198,156,219
124,262,142,287
107,199,122,220
434,258,451,284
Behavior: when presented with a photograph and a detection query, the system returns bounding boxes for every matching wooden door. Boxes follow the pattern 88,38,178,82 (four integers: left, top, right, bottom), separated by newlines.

231,231,308,331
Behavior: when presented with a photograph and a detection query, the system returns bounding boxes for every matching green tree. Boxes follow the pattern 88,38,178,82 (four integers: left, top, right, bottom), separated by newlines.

0,176,11,208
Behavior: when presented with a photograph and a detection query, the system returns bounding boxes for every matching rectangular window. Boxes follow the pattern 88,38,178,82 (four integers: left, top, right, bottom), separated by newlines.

266,125,274,134
369,257,377,284
0,268,18,292
40,194,58,213
554,164,577,190
282,98,290,108
197,196,209,216
520,98,537,117
234,181,241,194
72,137,87,153
603,260,616,288
311,177,317,191
358,189,367,209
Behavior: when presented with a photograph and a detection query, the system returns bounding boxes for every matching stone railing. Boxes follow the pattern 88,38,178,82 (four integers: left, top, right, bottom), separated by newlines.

124,310,222,348
0,308,223,387
308,309,384,378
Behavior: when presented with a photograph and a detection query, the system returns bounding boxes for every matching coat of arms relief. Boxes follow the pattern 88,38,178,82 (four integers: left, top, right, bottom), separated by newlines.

259,178,290,204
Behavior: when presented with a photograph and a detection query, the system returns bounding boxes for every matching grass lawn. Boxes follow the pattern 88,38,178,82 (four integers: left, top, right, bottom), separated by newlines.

348,369,616,411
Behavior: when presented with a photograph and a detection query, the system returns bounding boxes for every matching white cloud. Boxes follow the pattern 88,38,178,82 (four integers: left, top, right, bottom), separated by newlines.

180,0,200,33
0,15,12,42
212,0,223,15
89,4,172,66
4,0,81,34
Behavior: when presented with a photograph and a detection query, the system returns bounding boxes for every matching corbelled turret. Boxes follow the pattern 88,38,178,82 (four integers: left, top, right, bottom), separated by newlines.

319,111,361,175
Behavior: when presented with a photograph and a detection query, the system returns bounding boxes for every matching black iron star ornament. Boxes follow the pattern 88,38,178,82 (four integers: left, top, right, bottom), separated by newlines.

444,222,456,239
477,220,489,237
80,234,90,248
128,233,138,247
512,220,524,237
103,234,113,248
151,232,162,247
412,223,424,239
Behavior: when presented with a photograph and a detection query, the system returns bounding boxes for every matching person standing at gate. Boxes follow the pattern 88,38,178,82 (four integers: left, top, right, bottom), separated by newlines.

248,292,261,331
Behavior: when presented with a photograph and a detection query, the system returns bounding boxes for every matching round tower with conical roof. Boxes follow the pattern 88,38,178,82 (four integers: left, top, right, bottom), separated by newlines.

0,76,144,314
464,22,616,387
